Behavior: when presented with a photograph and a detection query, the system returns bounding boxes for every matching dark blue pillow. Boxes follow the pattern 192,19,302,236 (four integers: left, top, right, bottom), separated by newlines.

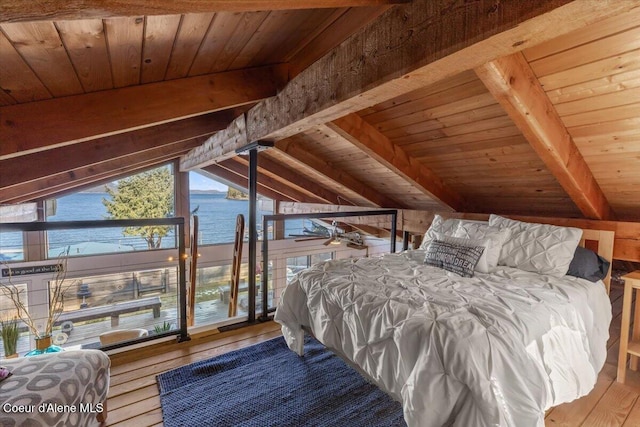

567,246,610,282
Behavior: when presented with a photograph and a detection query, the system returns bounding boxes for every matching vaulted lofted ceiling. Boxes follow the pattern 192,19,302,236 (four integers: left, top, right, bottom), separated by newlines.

1,0,639,222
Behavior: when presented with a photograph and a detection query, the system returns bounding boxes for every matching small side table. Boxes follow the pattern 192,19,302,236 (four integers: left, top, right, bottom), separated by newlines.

617,271,640,383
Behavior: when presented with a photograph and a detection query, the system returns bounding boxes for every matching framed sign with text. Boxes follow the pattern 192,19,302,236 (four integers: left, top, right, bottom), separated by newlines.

1,264,63,278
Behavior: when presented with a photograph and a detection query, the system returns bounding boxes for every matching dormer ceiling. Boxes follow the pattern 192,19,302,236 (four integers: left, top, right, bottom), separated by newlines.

1,1,639,221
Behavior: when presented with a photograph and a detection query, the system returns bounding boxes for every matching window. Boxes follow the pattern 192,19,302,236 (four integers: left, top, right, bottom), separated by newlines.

46,165,177,257
0,231,24,262
189,171,274,245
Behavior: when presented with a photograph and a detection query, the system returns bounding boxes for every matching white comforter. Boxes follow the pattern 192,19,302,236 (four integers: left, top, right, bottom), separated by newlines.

274,250,611,427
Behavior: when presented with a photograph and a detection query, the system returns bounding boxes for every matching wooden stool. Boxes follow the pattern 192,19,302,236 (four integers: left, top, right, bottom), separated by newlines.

617,271,640,383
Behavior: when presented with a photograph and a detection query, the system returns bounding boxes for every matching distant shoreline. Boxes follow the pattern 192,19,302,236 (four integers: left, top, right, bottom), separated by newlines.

190,189,226,195
78,188,226,195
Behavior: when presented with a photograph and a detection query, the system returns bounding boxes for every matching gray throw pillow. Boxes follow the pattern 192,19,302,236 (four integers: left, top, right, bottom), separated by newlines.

567,246,610,282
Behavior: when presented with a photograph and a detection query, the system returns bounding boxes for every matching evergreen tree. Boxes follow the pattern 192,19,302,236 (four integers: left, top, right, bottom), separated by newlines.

102,167,174,249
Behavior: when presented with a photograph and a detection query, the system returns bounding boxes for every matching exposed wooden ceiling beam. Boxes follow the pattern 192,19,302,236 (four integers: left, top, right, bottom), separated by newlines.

224,156,323,203
276,202,395,229
349,223,389,238
475,52,615,220
1,138,206,204
247,154,353,206
0,1,406,23
287,6,391,78
0,112,232,190
326,113,463,212
180,0,635,171
0,64,286,160
275,136,404,208
220,156,325,204
266,149,370,207
204,161,296,203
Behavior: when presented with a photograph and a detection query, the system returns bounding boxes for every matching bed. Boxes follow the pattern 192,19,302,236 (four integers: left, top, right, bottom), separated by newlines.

274,214,613,427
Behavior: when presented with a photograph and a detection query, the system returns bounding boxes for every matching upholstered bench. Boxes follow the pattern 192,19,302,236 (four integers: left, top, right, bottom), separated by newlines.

0,350,110,427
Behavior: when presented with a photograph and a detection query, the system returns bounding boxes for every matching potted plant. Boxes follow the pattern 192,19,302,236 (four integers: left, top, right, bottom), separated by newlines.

0,317,19,358
153,321,173,334
0,250,75,355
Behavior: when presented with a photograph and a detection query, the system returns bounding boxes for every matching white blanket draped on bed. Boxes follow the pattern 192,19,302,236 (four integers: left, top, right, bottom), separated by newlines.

274,250,611,427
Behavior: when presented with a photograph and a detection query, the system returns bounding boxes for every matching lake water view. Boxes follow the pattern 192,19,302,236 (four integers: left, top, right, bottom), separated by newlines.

0,192,308,258
47,192,265,246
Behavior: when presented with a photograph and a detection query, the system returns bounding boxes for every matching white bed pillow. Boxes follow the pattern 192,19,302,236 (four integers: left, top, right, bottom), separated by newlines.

419,214,487,250
489,214,583,277
454,222,511,272
433,233,492,273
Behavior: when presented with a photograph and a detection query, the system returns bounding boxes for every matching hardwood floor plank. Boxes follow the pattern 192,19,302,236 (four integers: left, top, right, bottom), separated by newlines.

109,407,164,427
108,396,161,425
544,364,615,426
108,384,158,411
623,393,640,426
579,382,639,426
109,382,157,403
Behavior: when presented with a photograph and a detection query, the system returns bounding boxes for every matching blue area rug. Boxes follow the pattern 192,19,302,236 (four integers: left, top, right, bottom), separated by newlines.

156,336,406,427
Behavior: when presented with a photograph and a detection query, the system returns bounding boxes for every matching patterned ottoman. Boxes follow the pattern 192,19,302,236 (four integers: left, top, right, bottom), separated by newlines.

0,350,110,427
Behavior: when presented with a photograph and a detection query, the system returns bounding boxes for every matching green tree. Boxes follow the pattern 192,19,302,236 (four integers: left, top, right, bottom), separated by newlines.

226,187,248,200
103,167,174,249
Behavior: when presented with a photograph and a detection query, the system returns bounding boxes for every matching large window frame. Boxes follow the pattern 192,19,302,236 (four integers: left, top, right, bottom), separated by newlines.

0,218,188,352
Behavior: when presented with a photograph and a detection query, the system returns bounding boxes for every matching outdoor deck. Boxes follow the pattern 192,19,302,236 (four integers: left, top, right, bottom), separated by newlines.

103,281,640,427
12,294,243,355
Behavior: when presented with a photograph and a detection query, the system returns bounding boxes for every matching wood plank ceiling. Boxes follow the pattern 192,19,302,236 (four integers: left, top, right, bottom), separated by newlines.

1,1,639,222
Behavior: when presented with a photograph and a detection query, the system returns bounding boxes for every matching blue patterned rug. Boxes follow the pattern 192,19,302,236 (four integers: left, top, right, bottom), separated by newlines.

156,336,406,427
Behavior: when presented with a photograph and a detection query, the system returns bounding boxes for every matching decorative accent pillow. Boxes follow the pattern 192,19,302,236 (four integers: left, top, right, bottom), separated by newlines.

489,214,583,277
424,240,485,278
433,233,492,273
567,246,611,282
419,214,487,250
454,222,511,272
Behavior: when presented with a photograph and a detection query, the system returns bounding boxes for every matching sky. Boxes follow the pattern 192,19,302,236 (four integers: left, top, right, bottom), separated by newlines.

189,171,228,192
